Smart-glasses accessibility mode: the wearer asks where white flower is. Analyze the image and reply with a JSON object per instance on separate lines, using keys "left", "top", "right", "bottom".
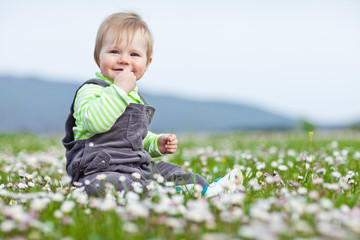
{"left": 194, "top": 184, "right": 203, "bottom": 193}
{"left": 287, "top": 149, "right": 296, "bottom": 156}
{"left": 26, "top": 174, "right": 34, "bottom": 180}
{"left": 155, "top": 174, "right": 164, "bottom": 183}
{"left": 339, "top": 177, "right": 348, "bottom": 183}
{"left": 312, "top": 178, "right": 324, "bottom": 185}
{"left": 84, "top": 180, "right": 90, "bottom": 186}
{"left": 73, "top": 182, "right": 83, "bottom": 187}
{"left": 297, "top": 175, "right": 304, "bottom": 180}
{"left": 319, "top": 198, "right": 333, "bottom": 210}
{"left": 271, "top": 161, "right": 278, "bottom": 168}
{"left": 44, "top": 176, "right": 51, "bottom": 182}
{"left": 1, "top": 220, "right": 16, "bottom": 232}
{"left": 131, "top": 182, "right": 143, "bottom": 194}
{"left": 165, "top": 181, "right": 175, "bottom": 187}
{"left": 30, "top": 198, "right": 50, "bottom": 211}
{"left": 316, "top": 168, "right": 326, "bottom": 174}
{"left": 9, "top": 200, "right": 17, "bottom": 206}
{"left": 253, "top": 185, "right": 262, "bottom": 191}
{"left": 42, "top": 185, "right": 51, "bottom": 191}
{"left": 278, "top": 165, "right": 288, "bottom": 171}
{"left": 287, "top": 161, "right": 294, "bottom": 168}
{"left": 54, "top": 210, "right": 63, "bottom": 218}
{"left": 324, "top": 183, "right": 339, "bottom": 191}
{"left": 126, "top": 192, "right": 140, "bottom": 202}
{"left": 28, "top": 182, "right": 35, "bottom": 187}
{"left": 295, "top": 220, "right": 313, "bottom": 234}
{"left": 306, "top": 155, "right": 313, "bottom": 162}
{"left": 52, "top": 192, "right": 65, "bottom": 202}
{"left": 101, "top": 198, "right": 116, "bottom": 211}
{"left": 147, "top": 181, "right": 159, "bottom": 191}
{"left": 61, "top": 200, "right": 76, "bottom": 213}
{"left": 61, "top": 176, "right": 72, "bottom": 185}
{"left": 123, "top": 222, "right": 139, "bottom": 233}
{"left": 331, "top": 171, "right": 341, "bottom": 178}
{"left": 17, "top": 182, "right": 27, "bottom": 189}
{"left": 96, "top": 174, "right": 106, "bottom": 181}
{"left": 256, "top": 163, "right": 265, "bottom": 170}
{"left": 256, "top": 171, "right": 263, "bottom": 178}
{"left": 126, "top": 202, "right": 149, "bottom": 219}
{"left": 132, "top": 172, "right": 141, "bottom": 179}
{"left": 298, "top": 187, "right": 308, "bottom": 195}
{"left": 185, "top": 199, "right": 214, "bottom": 223}
{"left": 345, "top": 219, "right": 360, "bottom": 234}
{"left": 330, "top": 141, "right": 338, "bottom": 148}
{"left": 306, "top": 203, "right": 320, "bottom": 214}
{"left": 340, "top": 204, "right": 350, "bottom": 213}
{"left": 265, "top": 176, "right": 274, "bottom": 184}
{"left": 131, "top": 182, "right": 142, "bottom": 188}
{"left": 119, "top": 175, "right": 126, "bottom": 182}
{"left": 248, "top": 178, "right": 259, "bottom": 187}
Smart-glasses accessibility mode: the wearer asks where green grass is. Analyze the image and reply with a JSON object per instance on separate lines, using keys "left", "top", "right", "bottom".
{"left": 0, "top": 131, "right": 359, "bottom": 240}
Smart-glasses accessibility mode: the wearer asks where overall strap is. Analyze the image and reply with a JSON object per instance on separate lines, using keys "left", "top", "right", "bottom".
{"left": 138, "top": 92, "right": 150, "bottom": 105}
{"left": 69, "top": 79, "right": 110, "bottom": 118}
{"left": 63, "top": 79, "right": 110, "bottom": 145}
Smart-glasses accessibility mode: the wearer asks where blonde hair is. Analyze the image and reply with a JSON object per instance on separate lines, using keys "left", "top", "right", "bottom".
{"left": 94, "top": 12, "right": 153, "bottom": 67}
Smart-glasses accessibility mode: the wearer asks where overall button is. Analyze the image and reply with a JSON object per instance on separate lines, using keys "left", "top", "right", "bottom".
{"left": 148, "top": 110, "right": 153, "bottom": 116}
{"left": 89, "top": 142, "right": 94, "bottom": 147}
{"left": 101, "top": 160, "right": 105, "bottom": 165}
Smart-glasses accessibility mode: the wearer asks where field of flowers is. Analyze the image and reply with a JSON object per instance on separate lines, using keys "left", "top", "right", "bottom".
{"left": 0, "top": 131, "right": 359, "bottom": 240}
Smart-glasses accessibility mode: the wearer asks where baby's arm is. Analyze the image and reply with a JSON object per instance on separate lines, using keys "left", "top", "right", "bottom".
{"left": 157, "top": 134, "right": 178, "bottom": 154}
{"left": 143, "top": 133, "right": 178, "bottom": 157}
{"left": 74, "top": 83, "right": 130, "bottom": 134}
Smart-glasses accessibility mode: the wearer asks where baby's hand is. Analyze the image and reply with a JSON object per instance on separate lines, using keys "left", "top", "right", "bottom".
{"left": 158, "top": 134, "right": 178, "bottom": 154}
{"left": 114, "top": 67, "right": 136, "bottom": 94}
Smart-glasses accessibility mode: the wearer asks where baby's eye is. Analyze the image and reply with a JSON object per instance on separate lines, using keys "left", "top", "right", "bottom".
{"left": 110, "top": 50, "right": 119, "bottom": 54}
{"left": 130, "top": 53, "right": 139, "bottom": 57}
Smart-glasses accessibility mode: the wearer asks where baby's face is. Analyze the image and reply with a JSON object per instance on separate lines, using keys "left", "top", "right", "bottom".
{"left": 99, "top": 30, "right": 150, "bottom": 81}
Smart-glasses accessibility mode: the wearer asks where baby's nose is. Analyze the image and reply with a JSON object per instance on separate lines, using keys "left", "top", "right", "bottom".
{"left": 118, "top": 54, "right": 130, "bottom": 64}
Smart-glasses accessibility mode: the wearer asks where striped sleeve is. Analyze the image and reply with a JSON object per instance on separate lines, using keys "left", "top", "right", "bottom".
{"left": 143, "top": 131, "right": 164, "bottom": 158}
{"left": 73, "top": 83, "right": 130, "bottom": 137}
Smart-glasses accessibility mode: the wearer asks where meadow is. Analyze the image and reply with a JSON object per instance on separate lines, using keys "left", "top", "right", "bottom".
{"left": 0, "top": 131, "right": 359, "bottom": 240}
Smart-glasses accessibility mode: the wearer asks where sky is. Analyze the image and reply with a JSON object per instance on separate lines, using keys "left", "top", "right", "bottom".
{"left": 1, "top": 0, "right": 359, "bottom": 125}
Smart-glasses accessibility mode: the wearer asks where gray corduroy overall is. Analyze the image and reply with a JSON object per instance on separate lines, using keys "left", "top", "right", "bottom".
{"left": 63, "top": 79, "right": 208, "bottom": 196}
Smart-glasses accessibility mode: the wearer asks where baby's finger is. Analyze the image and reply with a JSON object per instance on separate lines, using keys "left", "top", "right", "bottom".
{"left": 167, "top": 137, "right": 177, "bottom": 143}
{"left": 165, "top": 145, "right": 177, "bottom": 152}
{"left": 166, "top": 147, "right": 177, "bottom": 154}
{"left": 169, "top": 134, "right": 177, "bottom": 141}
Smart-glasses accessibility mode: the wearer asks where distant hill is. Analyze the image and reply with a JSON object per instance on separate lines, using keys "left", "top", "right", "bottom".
{"left": 0, "top": 75, "right": 300, "bottom": 134}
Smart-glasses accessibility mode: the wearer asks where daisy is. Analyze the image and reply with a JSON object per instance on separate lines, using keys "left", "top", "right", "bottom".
{"left": 278, "top": 165, "right": 288, "bottom": 171}
{"left": 132, "top": 172, "right": 141, "bottom": 179}
{"left": 96, "top": 174, "right": 107, "bottom": 181}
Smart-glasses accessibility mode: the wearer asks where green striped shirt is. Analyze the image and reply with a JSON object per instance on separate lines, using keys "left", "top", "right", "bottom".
{"left": 73, "top": 72, "right": 163, "bottom": 158}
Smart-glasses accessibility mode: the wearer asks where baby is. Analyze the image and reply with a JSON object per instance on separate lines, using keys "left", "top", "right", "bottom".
{"left": 63, "top": 12, "right": 243, "bottom": 197}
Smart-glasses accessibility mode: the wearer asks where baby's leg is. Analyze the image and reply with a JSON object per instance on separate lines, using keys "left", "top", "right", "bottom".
{"left": 79, "top": 171, "right": 134, "bottom": 197}
{"left": 152, "top": 161, "right": 209, "bottom": 189}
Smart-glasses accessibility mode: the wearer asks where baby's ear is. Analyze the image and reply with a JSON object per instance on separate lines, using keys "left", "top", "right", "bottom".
{"left": 146, "top": 57, "right": 152, "bottom": 68}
